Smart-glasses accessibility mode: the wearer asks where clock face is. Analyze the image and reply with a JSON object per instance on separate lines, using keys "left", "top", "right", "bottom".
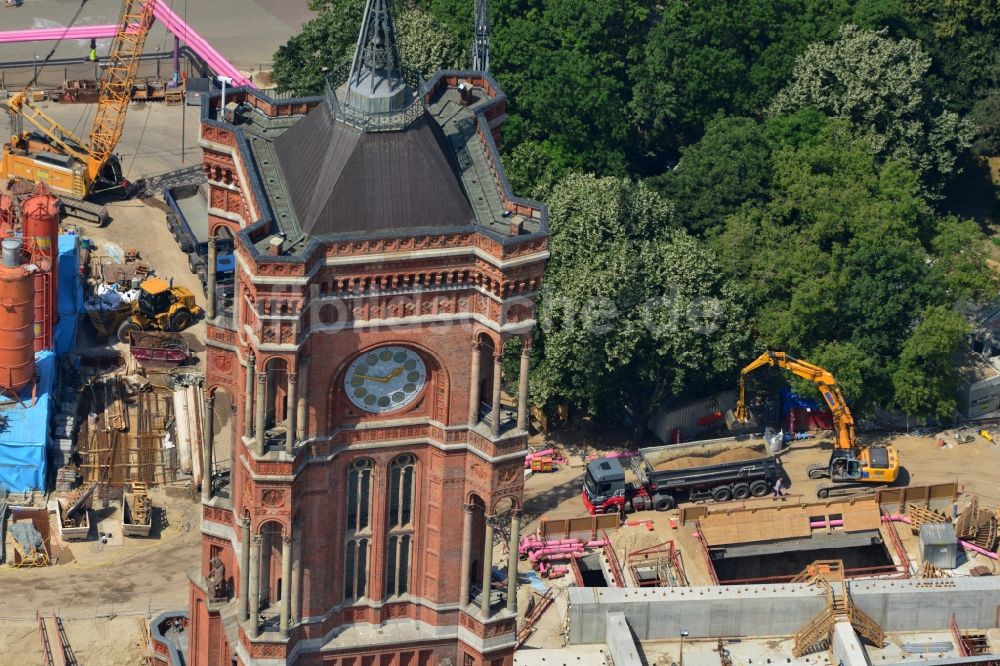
{"left": 345, "top": 346, "right": 428, "bottom": 414}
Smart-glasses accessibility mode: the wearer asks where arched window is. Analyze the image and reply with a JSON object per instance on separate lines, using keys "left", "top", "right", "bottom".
{"left": 344, "top": 537, "right": 370, "bottom": 600}
{"left": 386, "top": 454, "right": 415, "bottom": 596}
{"left": 388, "top": 454, "right": 415, "bottom": 528}
{"left": 346, "top": 458, "right": 373, "bottom": 533}
{"left": 344, "top": 458, "right": 373, "bottom": 600}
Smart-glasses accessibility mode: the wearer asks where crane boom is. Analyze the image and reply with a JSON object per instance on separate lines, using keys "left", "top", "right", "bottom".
{"left": 4, "top": 96, "right": 90, "bottom": 164}
{"left": 734, "top": 351, "right": 855, "bottom": 452}
{"left": 86, "top": 0, "right": 156, "bottom": 181}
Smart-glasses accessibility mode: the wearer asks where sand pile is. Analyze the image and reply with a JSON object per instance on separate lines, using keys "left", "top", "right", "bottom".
{"left": 652, "top": 447, "right": 761, "bottom": 471}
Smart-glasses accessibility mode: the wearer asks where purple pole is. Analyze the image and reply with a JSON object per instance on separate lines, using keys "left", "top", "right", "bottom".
{"left": 173, "top": 35, "right": 180, "bottom": 85}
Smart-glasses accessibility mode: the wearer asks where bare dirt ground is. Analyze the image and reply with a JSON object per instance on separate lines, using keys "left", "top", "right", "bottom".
{"left": 517, "top": 425, "right": 1000, "bottom": 648}
{"left": 0, "top": 102, "right": 211, "bottom": 664}
{"left": 0, "top": 489, "right": 200, "bottom": 665}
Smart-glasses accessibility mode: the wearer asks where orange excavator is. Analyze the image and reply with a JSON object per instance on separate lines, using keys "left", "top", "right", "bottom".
{"left": 1, "top": 0, "right": 154, "bottom": 224}
{"left": 732, "top": 351, "right": 900, "bottom": 498}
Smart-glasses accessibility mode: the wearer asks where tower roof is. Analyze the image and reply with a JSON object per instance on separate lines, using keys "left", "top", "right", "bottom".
{"left": 272, "top": 99, "right": 476, "bottom": 237}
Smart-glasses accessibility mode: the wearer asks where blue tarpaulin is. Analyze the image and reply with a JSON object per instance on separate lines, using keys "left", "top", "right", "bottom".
{"left": 0, "top": 351, "right": 56, "bottom": 492}
{"left": 781, "top": 387, "right": 825, "bottom": 415}
{"left": 0, "top": 233, "right": 82, "bottom": 492}
{"left": 55, "top": 233, "right": 84, "bottom": 355}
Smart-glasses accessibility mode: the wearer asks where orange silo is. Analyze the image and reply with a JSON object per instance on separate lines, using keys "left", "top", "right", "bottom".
{"left": 0, "top": 238, "right": 36, "bottom": 396}
{"left": 21, "top": 184, "right": 59, "bottom": 352}
{"left": 0, "top": 191, "right": 13, "bottom": 238}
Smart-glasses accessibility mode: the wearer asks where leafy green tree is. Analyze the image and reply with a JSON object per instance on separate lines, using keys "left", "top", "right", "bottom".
{"left": 648, "top": 117, "right": 771, "bottom": 235}
{"left": 969, "top": 92, "right": 1000, "bottom": 156}
{"left": 491, "top": 0, "right": 651, "bottom": 180}
{"left": 272, "top": 0, "right": 466, "bottom": 95}
{"left": 892, "top": 306, "right": 969, "bottom": 419}
{"left": 790, "top": 341, "right": 880, "bottom": 413}
{"left": 769, "top": 24, "right": 974, "bottom": 190}
{"left": 395, "top": 7, "right": 467, "bottom": 78}
{"left": 534, "top": 174, "right": 749, "bottom": 442}
{"left": 271, "top": 0, "right": 362, "bottom": 95}
{"left": 714, "top": 116, "right": 988, "bottom": 411}
{"left": 628, "top": 0, "right": 908, "bottom": 161}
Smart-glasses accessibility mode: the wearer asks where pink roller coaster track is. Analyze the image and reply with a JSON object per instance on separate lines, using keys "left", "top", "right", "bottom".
{"left": 0, "top": 0, "right": 254, "bottom": 88}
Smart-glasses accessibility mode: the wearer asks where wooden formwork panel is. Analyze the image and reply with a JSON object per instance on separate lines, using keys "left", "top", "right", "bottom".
{"left": 876, "top": 482, "right": 957, "bottom": 514}
{"left": 698, "top": 502, "right": 881, "bottom": 546}
{"left": 539, "top": 514, "right": 619, "bottom": 539}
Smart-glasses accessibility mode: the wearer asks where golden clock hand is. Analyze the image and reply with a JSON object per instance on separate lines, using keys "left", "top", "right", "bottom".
{"left": 354, "top": 373, "right": 390, "bottom": 383}
{"left": 386, "top": 366, "right": 404, "bottom": 380}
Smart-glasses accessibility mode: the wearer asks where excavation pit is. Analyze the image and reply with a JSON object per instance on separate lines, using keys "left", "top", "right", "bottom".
{"left": 696, "top": 500, "right": 906, "bottom": 584}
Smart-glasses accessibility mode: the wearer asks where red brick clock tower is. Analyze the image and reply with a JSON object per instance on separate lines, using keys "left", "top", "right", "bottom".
{"left": 186, "top": 0, "right": 549, "bottom": 664}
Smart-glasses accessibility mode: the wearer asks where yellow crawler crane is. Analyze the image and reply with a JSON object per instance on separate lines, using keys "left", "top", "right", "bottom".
{"left": 1, "top": 0, "right": 155, "bottom": 224}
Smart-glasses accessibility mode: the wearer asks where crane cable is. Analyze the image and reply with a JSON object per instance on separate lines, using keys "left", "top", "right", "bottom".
{"left": 23, "top": 0, "right": 94, "bottom": 92}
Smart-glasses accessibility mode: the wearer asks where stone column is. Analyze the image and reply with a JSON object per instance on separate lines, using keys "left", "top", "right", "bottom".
{"left": 459, "top": 503, "right": 474, "bottom": 606}
{"left": 296, "top": 359, "right": 308, "bottom": 440}
{"left": 490, "top": 352, "right": 502, "bottom": 437}
{"left": 480, "top": 515, "right": 495, "bottom": 618}
{"left": 243, "top": 353, "right": 255, "bottom": 439}
{"left": 280, "top": 534, "right": 293, "bottom": 636}
{"left": 290, "top": 524, "right": 302, "bottom": 626}
{"left": 206, "top": 236, "right": 217, "bottom": 320}
{"left": 239, "top": 518, "right": 250, "bottom": 622}
{"left": 285, "top": 372, "right": 297, "bottom": 455}
{"left": 255, "top": 373, "right": 267, "bottom": 454}
{"left": 248, "top": 534, "right": 261, "bottom": 638}
{"left": 467, "top": 342, "right": 482, "bottom": 426}
{"left": 201, "top": 394, "right": 215, "bottom": 501}
{"left": 517, "top": 344, "right": 530, "bottom": 431}
{"left": 507, "top": 510, "right": 521, "bottom": 613}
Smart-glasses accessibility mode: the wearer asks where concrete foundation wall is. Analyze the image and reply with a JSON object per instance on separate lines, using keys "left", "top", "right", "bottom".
{"left": 605, "top": 613, "right": 643, "bottom": 666}
{"left": 567, "top": 578, "right": 1000, "bottom": 644}
{"left": 832, "top": 622, "right": 870, "bottom": 666}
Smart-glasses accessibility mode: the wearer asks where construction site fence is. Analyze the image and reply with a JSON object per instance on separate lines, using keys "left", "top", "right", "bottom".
{"left": 679, "top": 481, "right": 958, "bottom": 525}
{"left": 0, "top": 49, "right": 206, "bottom": 92}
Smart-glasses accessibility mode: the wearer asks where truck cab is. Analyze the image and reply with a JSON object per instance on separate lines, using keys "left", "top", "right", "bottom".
{"left": 582, "top": 458, "right": 627, "bottom": 514}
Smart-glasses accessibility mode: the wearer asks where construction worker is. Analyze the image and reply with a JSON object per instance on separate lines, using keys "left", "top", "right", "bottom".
{"left": 88, "top": 38, "right": 97, "bottom": 63}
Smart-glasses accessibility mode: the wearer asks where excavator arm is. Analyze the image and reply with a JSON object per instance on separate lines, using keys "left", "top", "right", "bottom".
{"left": 734, "top": 351, "right": 855, "bottom": 452}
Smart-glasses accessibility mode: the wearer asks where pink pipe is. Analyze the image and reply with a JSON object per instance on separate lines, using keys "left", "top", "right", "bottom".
{"left": 585, "top": 540, "right": 610, "bottom": 548}
{"left": 152, "top": 0, "right": 253, "bottom": 87}
{"left": 883, "top": 514, "right": 997, "bottom": 561}
{"left": 533, "top": 552, "right": 582, "bottom": 563}
{"left": 810, "top": 519, "right": 844, "bottom": 528}
{"left": 0, "top": 1, "right": 254, "bottom": 88}
{"left": 529, "top": 546, "right": 584, "bottom": 562}
{"left": 0, "top": 25, "right": 118, "bottom": 44}
{"left": 549, "top": 565, "right": 569, "bottom": 574}
{"left": 959, "top": 540, "right": 998, "bottom": 560}
{"left": 526, "top": 448, "right": 555, "bottom": 460}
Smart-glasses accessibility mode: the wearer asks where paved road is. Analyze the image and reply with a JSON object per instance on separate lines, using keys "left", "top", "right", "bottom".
{"left": 0, "top": 0, "right": 314, "bottom": 87}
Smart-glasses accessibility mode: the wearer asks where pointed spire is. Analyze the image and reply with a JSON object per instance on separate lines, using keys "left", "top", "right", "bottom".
{"left": 473, "top": 0, "right": 490, "bottom": 73}
{"left": 348, "top": 0, "right": 404, "bottom": 105}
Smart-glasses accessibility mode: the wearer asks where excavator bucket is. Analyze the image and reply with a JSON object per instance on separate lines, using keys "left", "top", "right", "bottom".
{"left": 725, "top": 408, "right": 756, "bottom": 431}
